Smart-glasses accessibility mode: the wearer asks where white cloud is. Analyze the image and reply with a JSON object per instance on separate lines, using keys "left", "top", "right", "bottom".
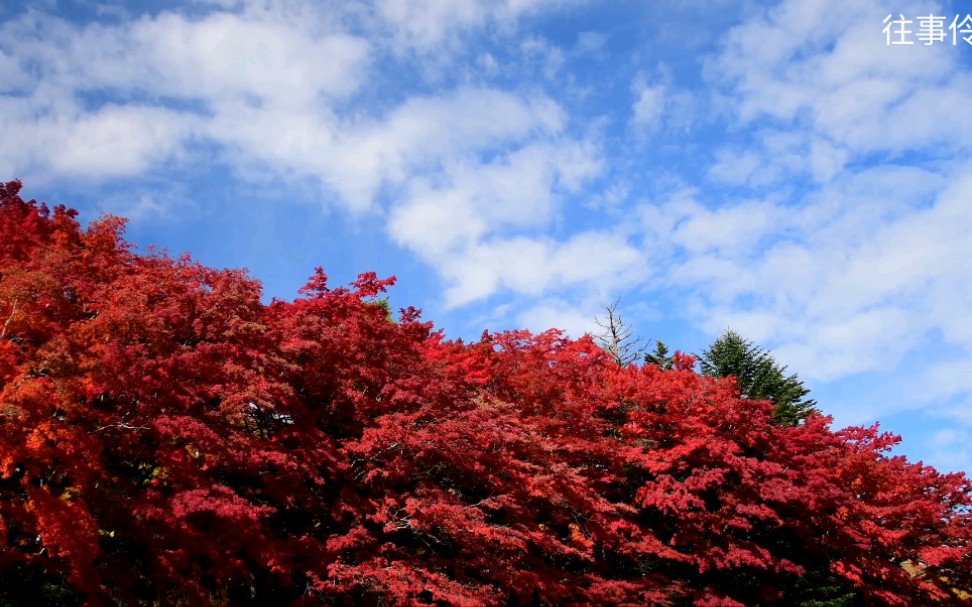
{"left": 0, "top": 6, "right": 370, "bottom": 185}
{"left": 706, "top": 149, "right": 761, "bottom": 185}
{"left": 919, "top": 359, "right": 972, "bottom": 404}
{"left": 388, "top": 180, "right": 487, "bottom": 258}
{"left": 631, "top": 77, "right": 666, "bottom": 133}
{"left": 202, "top": 86, "right": 569, "bottom": 212}
{"left": 575, "top": 31, "right": 606, "bottom": 54}
{"left": 707, "top": 0, "right": 969, "bottom": 155}
{"left": 2, "top": 1, "right": 631, "bottom": 318}
{"left": 778, "top": 307, "right": 919, "bottom": 380}
{"left": 930, "top": 428, "right": 963, "bottom": 448}
{"left": 441, "top": 230, "right": 647, "bottom": 308}
{"left": 520, "top": 36, "right": 566, "bottom": 79}
{"left": 0, "top": 95, "right": 199, "bottom": 181}
{"left": 128, "top": 11, "right": 370, "bottom": 105}
{"left": 6, "top": 5, "right": 371, "bottom": 106}
{"left": 377, "top": 0, "right": 486, "bottom": 51}
{"left": 925, "top": 425, "right": 972, "bottom": 473}
{"left": 517, "top": 298, "right": 600, "bottom": 337}
{"left": 807, "top": 138, "right": 848, "bottom": 183}
{"left": 97, "top": 186, "right": 198, "bottom": 223}
{"left": 640, "top": 159, "right": 972, "bottom": 384}
{"left": 333, "top": 88, "right": 569, "bottom": 211}
{"left": 0, "top": 4, "right": 582, "bottom": 218}
{"left": 51, "top": 105, "right": 197, "bottom": 177}
{"left": 375, "top": 0, "right": 588, "bottom": 52}
{"left": 670, "top": 200, "right": 781, "bottom": 255}
{"left": 634, "top": 0, "right": 972, "bottom": 399}
{"left": 0, "top": 47, "right": 29, "bottom": 92}
{"left": 386, "top": 134, "right": 606, "bottom": 305}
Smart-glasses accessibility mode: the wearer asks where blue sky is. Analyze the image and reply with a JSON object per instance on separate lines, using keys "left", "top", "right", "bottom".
{"left": 3, "top": 0, "right": 972, "bottom": 473}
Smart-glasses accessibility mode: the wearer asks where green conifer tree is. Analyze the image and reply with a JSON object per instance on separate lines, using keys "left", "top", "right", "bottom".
{"left": 698, "top": 330, "right": 817, "bottom": 426}
{"left": 644, "top": 340, "right": 674, "bottom": 370}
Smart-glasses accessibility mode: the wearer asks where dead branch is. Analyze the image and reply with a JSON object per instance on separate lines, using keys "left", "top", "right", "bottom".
{"left": 0, "top": 298, "right": 17, "bottom": 340}
{"left": 594, "top": 299, "right": 646, "bottom": 367}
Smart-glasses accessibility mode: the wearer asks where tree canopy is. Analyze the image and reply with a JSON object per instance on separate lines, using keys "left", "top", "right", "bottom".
{"left": 644, "top": 340, "right": 675, "bottom": 370}
{"left": 1, "top": 181, "right": 971, "bottom": 606}
{"left": 698, "top": 329, "right": 818, "bottom": 426}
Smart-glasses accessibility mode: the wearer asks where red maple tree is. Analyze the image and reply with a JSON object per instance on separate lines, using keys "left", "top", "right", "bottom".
{"left": 1, "top": 180, "right": 970, "bottom": 606}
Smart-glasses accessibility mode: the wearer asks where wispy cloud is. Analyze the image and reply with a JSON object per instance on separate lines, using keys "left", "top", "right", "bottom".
{"left": 630, "top": 75, "right": 666, "bottom": 134}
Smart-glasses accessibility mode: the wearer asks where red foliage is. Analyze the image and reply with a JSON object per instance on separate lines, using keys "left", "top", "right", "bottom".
{"left": 1, "top": 180, "right": 971, "bottom": 606}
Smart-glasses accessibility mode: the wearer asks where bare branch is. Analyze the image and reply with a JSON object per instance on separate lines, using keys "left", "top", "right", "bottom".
{"left": 0, "top": 298, "right": 17, "bottom": 340}
{"left": 593, "top": 299, "right": 646, "bottom": 367}
{"left": 97, "top": 422, "right": 149, "bottom": 432}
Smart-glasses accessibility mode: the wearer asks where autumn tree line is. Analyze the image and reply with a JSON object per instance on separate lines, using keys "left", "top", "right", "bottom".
{"left": 594, "top": 301, "right": 816, "bottom": 427}
{"left": 1, "top": 181, "right": 970, "bottom": 606}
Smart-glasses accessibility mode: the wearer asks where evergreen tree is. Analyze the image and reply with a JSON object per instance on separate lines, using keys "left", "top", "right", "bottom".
{"left": 644, "top": 339, "right": 674, "bottom": 370}
{"left": 698, "top": 330, "right": 817, "bottom": 426}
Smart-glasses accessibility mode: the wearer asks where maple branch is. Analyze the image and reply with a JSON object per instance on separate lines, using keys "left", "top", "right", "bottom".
{"left": 0, "top": 298, "right": 17, "bottom": 340}
{"left": 97, "top": 422, "right": 149, "bottom": 432}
